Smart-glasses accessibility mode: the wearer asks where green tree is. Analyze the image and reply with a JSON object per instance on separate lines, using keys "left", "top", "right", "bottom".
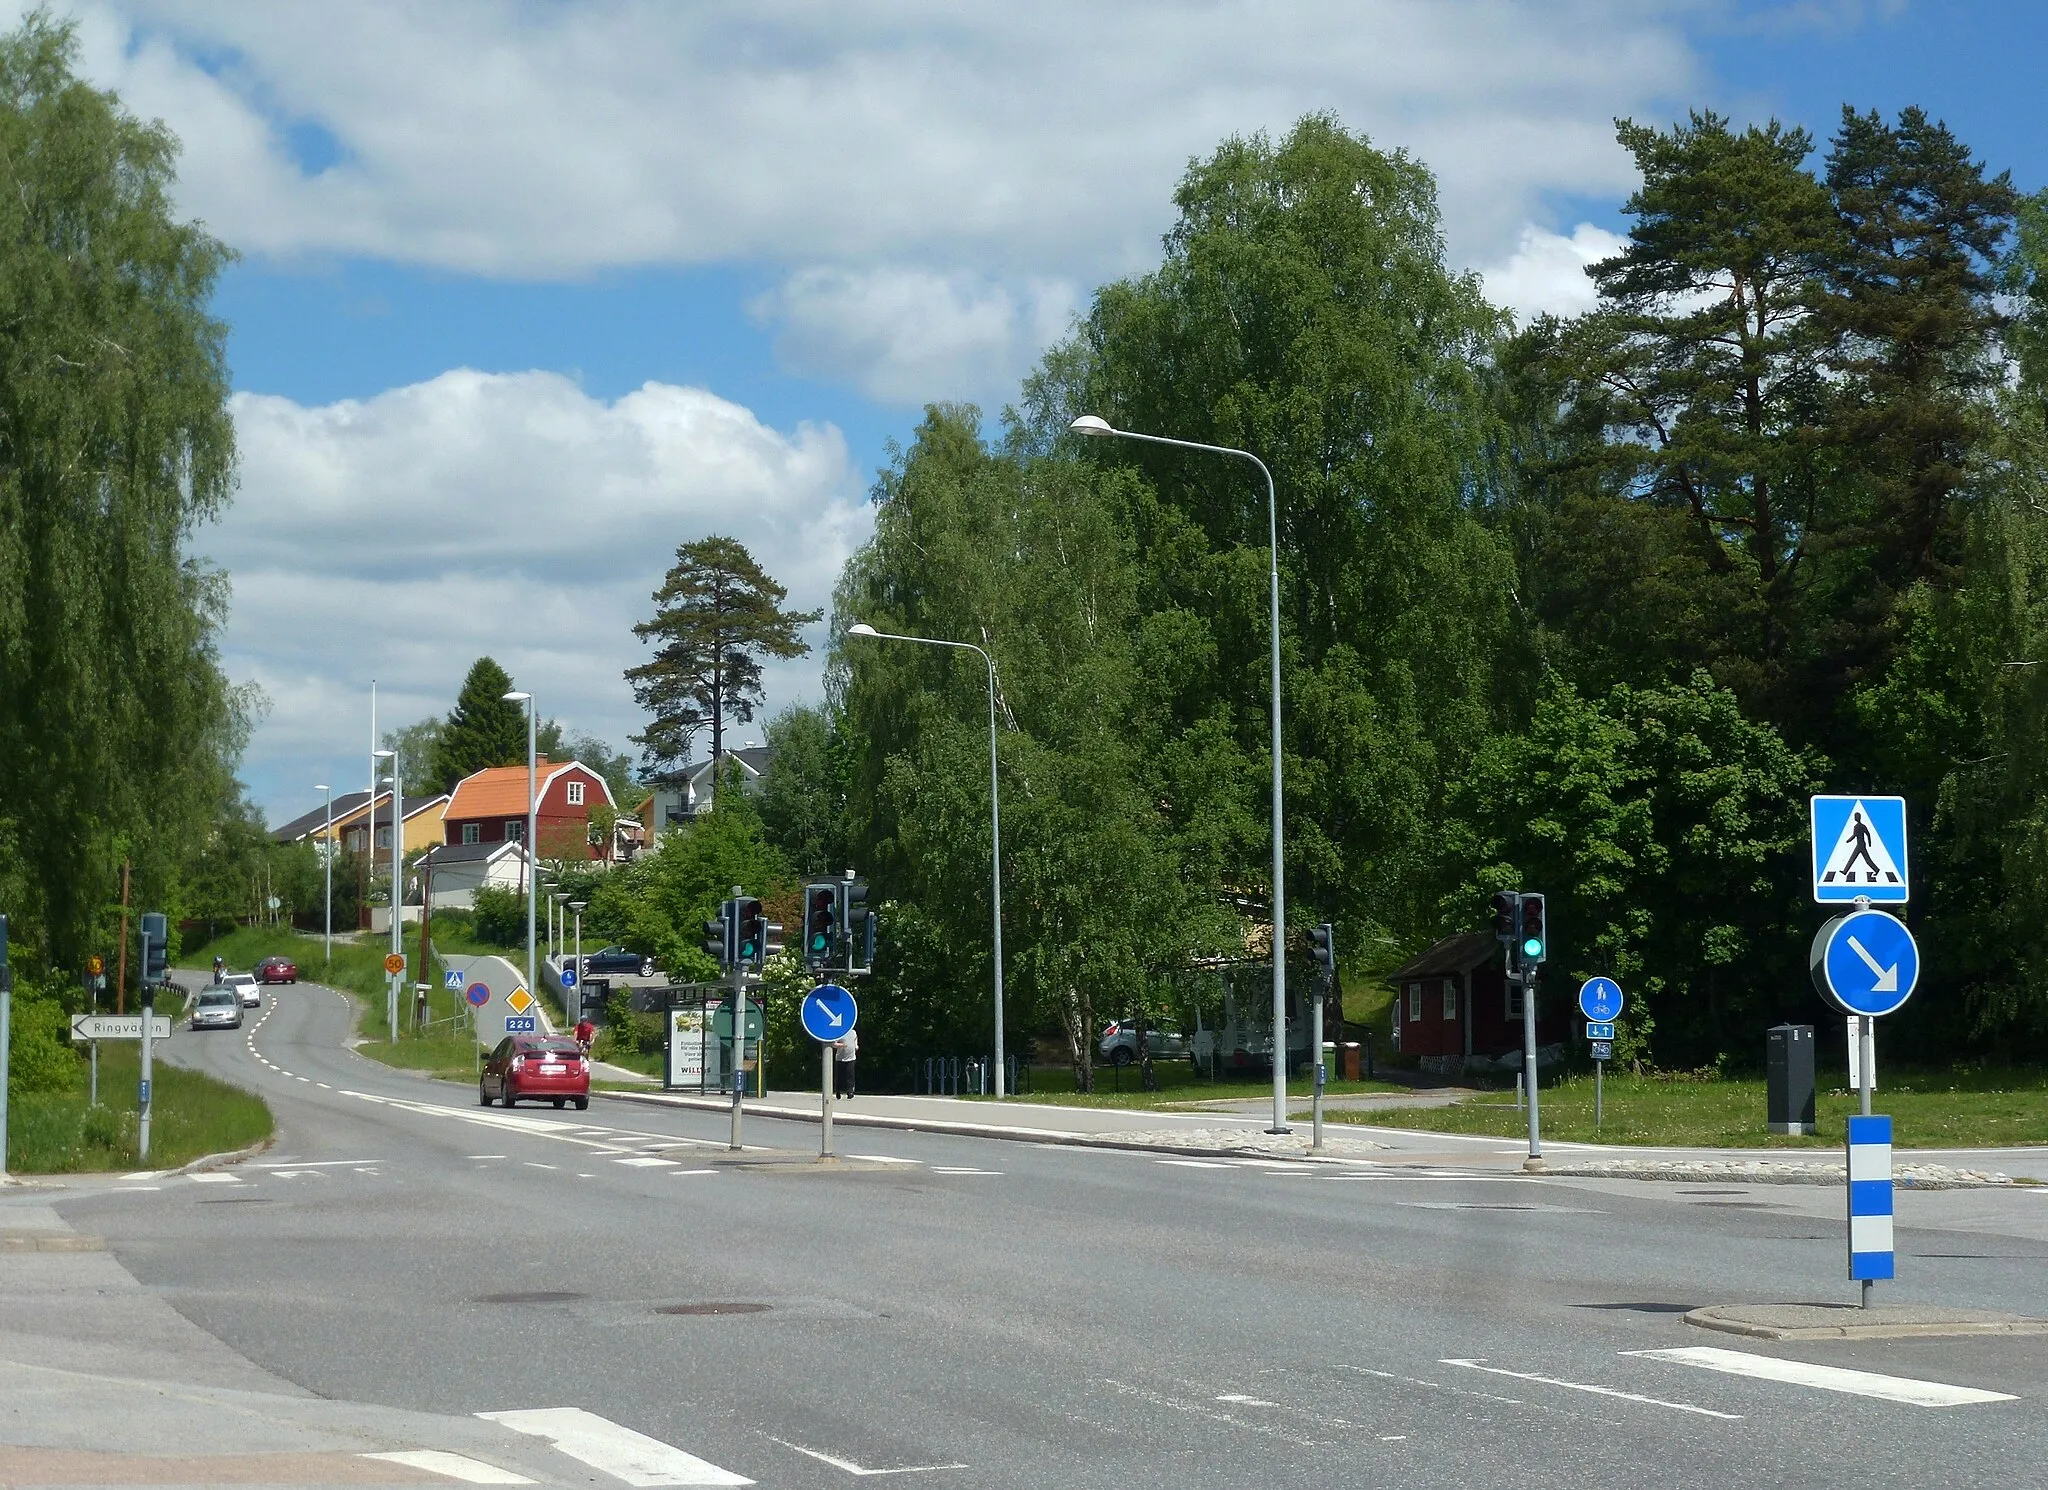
{"left": 381, "top": 717, "right": 443, "bottom": 797}
{"left": 757, "top": 704, "right": 847, "bottom": 878}
{"left": 627, "top": 537, "right": 819, "bottom": 804}
{"left": 431, "top": 657, "right": 525, "bottom": 790}
{"left": 0, "top": 15, "right": 244, "bottom": 969}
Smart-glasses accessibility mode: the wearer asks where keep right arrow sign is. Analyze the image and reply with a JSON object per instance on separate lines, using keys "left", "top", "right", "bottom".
{"left": 1813, "top": 909, "right": 1919, "bottom": 1018}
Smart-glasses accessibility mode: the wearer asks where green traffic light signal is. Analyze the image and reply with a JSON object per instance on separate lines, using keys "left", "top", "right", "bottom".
{"left": 1522, "top": 936, "right": 1543, "bottom": 957}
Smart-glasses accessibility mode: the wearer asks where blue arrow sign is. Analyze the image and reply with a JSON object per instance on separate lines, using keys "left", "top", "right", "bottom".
{"left": 800, "top": 983, "right": 858, "bottom": 1043}
{"left": 1812, "top": 795, "right": 1909, "bottom": 904}
{"left": 444, "top": 969, "right": 463, "bottom": 990}
{"left": 1586, "top": 1021, "right": 1615, "bottom": 1041}
{"left": 1578, "top": 976, "right": 1625, "bottom": 1022}
{"left": 1815, "top": 909, "right": 1919, "bottom": 1018}
{"left": 560, "top": 965, "right": 578, "bottom": 988}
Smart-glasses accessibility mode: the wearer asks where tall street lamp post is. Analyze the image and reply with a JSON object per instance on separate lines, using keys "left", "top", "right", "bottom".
{"left": 568, "top": 900, "right": 586, "bottom": 1035}
{"left": 373, "top": 751, "right": 401, "bottom": 1044}
{"left": 503, "top": 690, "right": 538, "bottom": 1014}
{"left": 1071, "top": 414, "right": 1290, "bottom": 1134}
{"left": 846, "top": 621, "right": 1006, "bottom": 1098}
{"left": 315, "top": 783, "right": 333, "bottom": 964}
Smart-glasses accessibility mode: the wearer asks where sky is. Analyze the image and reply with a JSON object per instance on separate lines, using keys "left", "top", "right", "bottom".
{"left": 26, "top": 0, "right": 2045, "bottom": 826}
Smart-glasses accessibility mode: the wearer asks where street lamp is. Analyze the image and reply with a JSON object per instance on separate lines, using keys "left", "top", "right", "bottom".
{"left": 314, "top": 783, "right": 332, "bottom": 964}
{"left": 551, "top": 891, "right": 568, "bottom": 965}
{"left": 1071, "top": 413, "right": 1290, "bottom": 1134}
{"left": 373, "top": 750, "right": 401, "bottom": 1045}
{"left": 846, "top": 620, "right": 1006, "bottom": 1098}
{"left": 503, "top": 690, "right": 537, "bottom": 1015}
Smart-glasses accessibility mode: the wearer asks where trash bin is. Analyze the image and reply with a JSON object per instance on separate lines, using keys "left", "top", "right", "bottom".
{"left": 1766, "top": 1023, "right": 1815, "bottom": 1135}
{"left": 1339, "top": 1041, "right": 1361, "bottom": 1082}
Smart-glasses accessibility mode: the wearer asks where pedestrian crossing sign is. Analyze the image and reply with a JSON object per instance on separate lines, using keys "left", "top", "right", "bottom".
{"left": 1811, "top": 795, "right": 1908, "bottom": 905}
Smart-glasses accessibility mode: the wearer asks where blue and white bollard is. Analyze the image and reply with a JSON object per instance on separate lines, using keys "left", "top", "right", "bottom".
{"left": 1847, "top": 1113, "right": 1895, "bottom": 1293}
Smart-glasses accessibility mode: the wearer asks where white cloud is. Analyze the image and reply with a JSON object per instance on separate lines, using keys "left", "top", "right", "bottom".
{"left": 47, "top": 1, "right": 1693, "bottom": 279}
{"left": 206, "top": 371, "right": 866, "bottom": 821}
{"left": 754, "top": 267, "right": 1081, "bottom": 407}
{"left": 1481, "top": 222, "right": 1629, "bottom": 325}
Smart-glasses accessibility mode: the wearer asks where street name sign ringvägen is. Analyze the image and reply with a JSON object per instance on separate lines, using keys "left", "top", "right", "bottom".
{"left": 70, "top": 1015, "right": 170, "bottom": 1041}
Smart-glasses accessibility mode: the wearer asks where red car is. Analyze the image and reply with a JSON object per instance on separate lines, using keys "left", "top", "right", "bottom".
{"left": 257, "top": 955, "right": 298, "bottom": 984}
{"left": 481, "top": 1035, "right": 591, "bottom": 1110}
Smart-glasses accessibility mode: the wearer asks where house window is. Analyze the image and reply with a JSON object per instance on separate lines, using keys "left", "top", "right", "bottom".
{"left": 505, "top": 820, "right": 524, "bottom": 841}
{"left": 376, "top": 826, "right": 392, "bottom": 850}
{"left": 566, "top": 780, "right": 584, "bottom": 806}
{"left": 1506, "top": 984, "right": 1526, "bottom": 1020}
{"left": 1443, "top": 983, "right": 1459, "bottom": 1021}
{"left": 1407, "top": 983, "right": 1422, "bottom": 1022}
{"left": 462, "top": 822, "right": 480, "bottom": 845}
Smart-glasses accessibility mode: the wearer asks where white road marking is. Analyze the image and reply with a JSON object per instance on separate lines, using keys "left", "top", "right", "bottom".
{"left": 1214, "top": 1394, "right": 1276, "bottom": 1406}
{"left": 1626, "top": 1347, "right": 2019, "bottom": 1408}
{"left": 189, "top": 1173, "right": 242, "bottom": 1184}
{"left": 469, "top": 1155, "right": 508, "bottom": 1160}
{"left": 361, "top": 1448, "right": 534, "bottom": 1483}
{"left": 479, "top": 1407, "right": 752, "bottom": 1486}
{"left": 850, "top": 1154, "right": 922, "bottom": 1165}
{"left": 524, "top": 1162, "right": 558, "bottom": 1170}
{"left": 616, "top": 1156, "right": 678, "bottom": 1168}
{"left": 1439, "top": 1359, "right": 1742, "bottom": 1419}
{"left": 765, "top": 1436, "right": 968, "bottom": 1477}
{"left": 670, "top": 1169, "right": 717, "bottom": 1176}
{"left": 251, "top": 1159, "right": 383, "bottom": 1168}
{"left": 931, "top": 1167, "right": 1001, "bottom": 1175}
{"left": 1158, "top": 1159, "right": 1236, "bottom": 1169}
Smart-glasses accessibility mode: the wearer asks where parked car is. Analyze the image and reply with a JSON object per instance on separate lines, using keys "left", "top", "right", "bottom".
{"left": 223, "top": 971, "right": 262, "bottom": 1008}
{"left": 580, "top": 945, "right": 654, "bottom": 978}
{"left": 192, "top": 986, "right": 243, "bottom": 1030}
{"left": 256, "top": 955, "right": 298, "bottom": 984}
{"left": 1099, "top": 1018, "right": 1192, "bottom": 1067}
{"left": 480, "top": 1034, "right": 591, "bottom": 1110}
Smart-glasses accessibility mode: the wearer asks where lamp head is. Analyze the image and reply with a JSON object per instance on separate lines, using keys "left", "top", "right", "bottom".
{"left": 568, "top": 900, "right": 587, "bottom": 911}
{"left": 372, "top": 748, "right": 394, "bottom": 760}
{"left": 847, "top": 622, "right": 879, "bottom": 638}
{"left": 314, "top": 782, "right": 328, "bottom": 792}
{"left": 502, "top": 690, "right": 531, "bottom": 702}
{"left": 1068, "top": 414, "right": 1116, "bottom": 437}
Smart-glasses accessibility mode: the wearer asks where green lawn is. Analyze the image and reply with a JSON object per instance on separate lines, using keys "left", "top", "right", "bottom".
{"left": 1338, "top": 1066, "right": 2048, "bottom": 1149}
{"left": 957, "top": 1062, "right": 1407, "bottom": 1110}
{"left": 7, "top": 1042, "right": 272, "bottom": 1174}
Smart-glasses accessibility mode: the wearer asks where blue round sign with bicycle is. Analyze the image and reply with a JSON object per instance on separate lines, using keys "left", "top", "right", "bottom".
{"left": 1577, "top": 976, "right": 1624, "bottom": 1023}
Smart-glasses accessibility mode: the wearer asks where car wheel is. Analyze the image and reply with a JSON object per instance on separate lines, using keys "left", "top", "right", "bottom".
{"left": 479, "top": 1079, "right": 491, "bottom": 1107}
{"left": 574, "top": 1096, "right": 589, "bottom": 1111}
{"left": 1109, "top": 1047, "right": 1134, "bottom": 1068}
{"left": 640, "top": 959, "right": 654, "bottom": 977}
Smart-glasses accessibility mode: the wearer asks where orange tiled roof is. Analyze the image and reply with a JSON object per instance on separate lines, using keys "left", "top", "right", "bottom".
{"left": 445, "top": 758, "right": 613, "bottom": 819}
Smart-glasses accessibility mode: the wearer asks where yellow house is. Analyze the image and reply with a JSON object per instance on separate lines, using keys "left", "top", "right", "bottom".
{"left": 289, "top": 791, "right": 447, "bottom": 858}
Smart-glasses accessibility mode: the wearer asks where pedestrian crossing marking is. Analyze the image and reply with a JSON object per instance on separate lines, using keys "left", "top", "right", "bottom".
{"left": 480, "top": 1407, "right": 752, "bottom": 1485}
{"left": 1626, "top": 1347, "right": 2015, "bottom": 1407}
{"left": 361, "top": 1449, "right": 533, "bottom": 1483}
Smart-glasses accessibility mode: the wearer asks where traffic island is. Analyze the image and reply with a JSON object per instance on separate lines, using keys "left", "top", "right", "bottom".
{"left": 706, "top": 1151, "right": 901, "bottom": 1175}
{"left": 1687, "top": 1302, "right": 2048, "bottom": 1341}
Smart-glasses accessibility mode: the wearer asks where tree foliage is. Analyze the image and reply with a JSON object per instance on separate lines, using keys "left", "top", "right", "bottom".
{"left": 431, "top": 657, "right": 525, "bottom": 791}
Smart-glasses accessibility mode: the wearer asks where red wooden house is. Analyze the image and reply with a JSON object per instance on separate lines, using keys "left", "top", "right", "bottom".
{"left": 442, "top": 758, "right": 617, "bottom": 864}
{"left": 1388, "top": 931, "right": 1564, "bottom": 1074}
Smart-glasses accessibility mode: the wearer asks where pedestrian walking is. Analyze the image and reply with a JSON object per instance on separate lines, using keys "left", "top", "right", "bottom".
{"left": 833, "top": 1028, "right": 858, "bottom": 1099}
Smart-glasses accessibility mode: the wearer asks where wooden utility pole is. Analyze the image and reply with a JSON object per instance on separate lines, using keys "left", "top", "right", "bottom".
{"left": 115, "top": 860, "right": 131, "bottom": 1015}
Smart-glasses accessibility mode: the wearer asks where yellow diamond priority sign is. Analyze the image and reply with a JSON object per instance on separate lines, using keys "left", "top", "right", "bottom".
{"left": 506, "top": 987, "right": 534, "bottom": 1015}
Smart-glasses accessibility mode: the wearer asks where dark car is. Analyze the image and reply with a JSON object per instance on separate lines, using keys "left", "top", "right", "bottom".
{"left": 480, "top": 1034, "right": 591, "bottom": 1110}
{"left": 579, "top": 945, "right": 654, "bottom": 978}
{"left": 257, "top": 955, "right": 298, "bottom": 985}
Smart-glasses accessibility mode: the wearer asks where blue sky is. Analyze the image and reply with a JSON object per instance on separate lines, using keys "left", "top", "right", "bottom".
{"left": 39, "top": 1, "right": 2042, "bottom": 824}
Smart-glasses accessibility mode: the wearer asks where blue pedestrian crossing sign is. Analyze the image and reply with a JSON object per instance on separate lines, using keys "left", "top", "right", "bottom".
{"left": 800, "top": 983, "right": 858, "bottom": 1043}
{"left": 1811, "top": 795, "right": 1908, "bottom": 904}
{"left": 560, "top": 965, "right": 578, "bottom": 988}
{"left": 1813, "top": 909, "right": 1919, "bottom": 1018}
{"left": 444, "top": 969, "right": 463, "bottom": 990}
{"left": 1577, "top": 976, "right": 1624, "bottom": 1022}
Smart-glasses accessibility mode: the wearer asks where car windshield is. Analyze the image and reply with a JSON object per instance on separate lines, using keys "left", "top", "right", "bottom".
{"left": 198, "top": 991, "right": 236, "bottom": 1006}
{"left": 524, "top": 1040, "right": 581, "bottom": 1056}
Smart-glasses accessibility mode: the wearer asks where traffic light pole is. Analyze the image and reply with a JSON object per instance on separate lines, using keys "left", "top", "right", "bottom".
{"left": 1520, "top": 968, "right": 1542, "bottom": 1167}
{"left": 1310, "top": 985, "right": 1324, "bottom": 1153}
{"left": 729, "top": 886, "right": 746, "bottom": 1152}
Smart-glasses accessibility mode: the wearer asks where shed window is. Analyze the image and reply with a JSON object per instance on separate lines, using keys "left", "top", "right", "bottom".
{"left": 566, "top": 780, "right": 585, "bottom": 806}
{"left": 1443, "top": 983, "right": 1459, "bottom": 1021}
{"left": 1407, "top": 983, "right": 1422, "bottom": 1021}
{"left": 462, "top": 822, "right": 480, "bottom": 845}
{"left": 505, "top": 819, "right": 524, "bottom": 841}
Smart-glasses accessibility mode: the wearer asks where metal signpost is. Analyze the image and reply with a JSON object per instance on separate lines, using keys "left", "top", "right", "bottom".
{"left": 1578, "top": 976, "right": 1625, "bottom": 1132}
{"left": 383, "top": 952, "right": 406, "bottom": 1043}
{"left": 1809, "top": 795, "right": 1915, "bottom": 1305}
{"left": 0, "top": 914, "right": 11, "bottom": 1182}
{"left": 801, "top": 984, "right": 858, "bottom": 1159}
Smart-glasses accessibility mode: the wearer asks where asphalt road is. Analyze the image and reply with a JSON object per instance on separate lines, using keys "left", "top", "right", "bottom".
{"left": 48, "top": 976, "right": 2048, "bottom": 1489}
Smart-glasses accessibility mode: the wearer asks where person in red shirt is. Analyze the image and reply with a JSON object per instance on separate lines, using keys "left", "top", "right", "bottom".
{"left": 573, "top": 1016, "right": 596, "bottom": 1055}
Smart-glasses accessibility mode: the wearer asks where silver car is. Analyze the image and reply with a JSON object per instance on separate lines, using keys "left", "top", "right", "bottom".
{"left": 223, "top": 971, "right": 262, "bottom": 1008}
{"left": 192, "top": 986, "right": 243, "bottom": 1030}
{"left": 1099, "top": 1019, "right": 1191, "bottom": 1067}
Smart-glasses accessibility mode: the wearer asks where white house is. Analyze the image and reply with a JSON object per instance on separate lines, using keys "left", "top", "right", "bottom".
{"left": 415, "top": 839, "right": 531, "bottom": 910}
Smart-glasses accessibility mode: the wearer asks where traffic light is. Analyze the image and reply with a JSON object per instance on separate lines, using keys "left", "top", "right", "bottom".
{"left": 803, "top": 883, "right": 838, "bottom": 968}
{"left": 1518, "top": 893, "right": 1547, "bottom": 966}
{"left": 763, "top": 917, "right": 785, "bottom": 962}
{"left": 735, "top": 897, "right": 765, "bottom": 966}
{"left": 1490, "top": 891, "right": 1521, "bottom": 942}
{"left": 139, "top": 912, "right": 169, "bottom": 985}
{"left": 1309, "top": 922, "right": 1336, "bottom": 982}
{"left": 844, "top": 879, "right": 871, "bottom": 971}
{"left": 703, "top": 900, "right": 734, "bottom": 966}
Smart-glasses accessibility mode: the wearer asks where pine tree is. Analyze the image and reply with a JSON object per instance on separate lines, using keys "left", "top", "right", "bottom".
{"left": 431, "top": 657, "right": 527, "bottom": 789}
{"left": 626, "top": 537, "right": 819, "bottom": 805}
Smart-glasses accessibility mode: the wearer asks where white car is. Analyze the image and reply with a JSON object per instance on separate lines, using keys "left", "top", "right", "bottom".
{"left": 223, "top": 971, "right": 262, "bottom": 1008}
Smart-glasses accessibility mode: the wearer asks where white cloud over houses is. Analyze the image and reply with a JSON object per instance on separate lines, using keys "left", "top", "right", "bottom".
{"left": 206, "top": 372, "right": 866, "bottom": 821}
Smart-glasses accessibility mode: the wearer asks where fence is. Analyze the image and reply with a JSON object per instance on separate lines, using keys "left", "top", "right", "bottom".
{"left": 916, "top": 1055, "right": 1025, "bottom": 1096}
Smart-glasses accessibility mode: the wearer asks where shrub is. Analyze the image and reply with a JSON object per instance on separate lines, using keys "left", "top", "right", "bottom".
{"left": 472, "top": 885, "right": 525, "bottom": 946}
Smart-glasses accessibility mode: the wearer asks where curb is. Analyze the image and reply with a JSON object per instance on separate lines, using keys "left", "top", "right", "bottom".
{"left": 172, "top": 1136, "right": 276, "bottom": 1177}
{"left": 1686, "top": 1305, "right": 2048, "bottom": 1341}
{"left": 598, "top": 1088, "right": 1389, "bottom": 1165}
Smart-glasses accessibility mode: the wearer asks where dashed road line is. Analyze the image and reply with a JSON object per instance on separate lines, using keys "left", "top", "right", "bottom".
{"left": 1439, "top": 1359, "right": 1741, "bottom": 1420}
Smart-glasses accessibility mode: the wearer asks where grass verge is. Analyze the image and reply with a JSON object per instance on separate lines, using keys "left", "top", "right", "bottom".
{"left": 1336, "top": 1066, "right": 2048, "bottom": 1149}
{"left": 957, "top": 1063, "right": 1407, "bottom": 1109}
{"left": 8, "top": 1042, "right": 272, "bottom": 1174}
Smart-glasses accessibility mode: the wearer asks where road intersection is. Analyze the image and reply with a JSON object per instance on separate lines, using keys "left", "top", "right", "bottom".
{"left": 4, "top": 975, "right": 2047, "bottom": 1487}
